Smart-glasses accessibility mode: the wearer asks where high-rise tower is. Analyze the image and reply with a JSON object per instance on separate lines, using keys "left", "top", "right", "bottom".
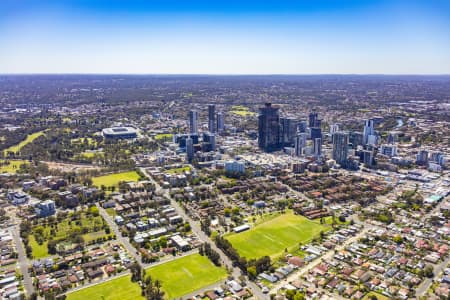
{"left": 189, "top": 110, "right": 198, "bottom": 134}
{"left": 208, "top": 104, "right": 216, "bottom": 133}
{"left": 332, "top": 131, "right": 349, "bottom": 166}
{"left": 258, "top": 103, "right": 281, "bottom": 152}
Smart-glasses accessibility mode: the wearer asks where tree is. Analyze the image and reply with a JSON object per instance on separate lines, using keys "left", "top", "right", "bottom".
{"left": 393, "top": 235, "right": 403, "bottom": 244}
{"left": 247, "top": 266, "right": 257, "bottom": 279}
{"left": 293, "top": 293, "right": 305, "bottom": 300}
{"left": 143, "top": 275, "right": 165, "bottom": 300}
{"left": 130, "top": 263, "right": 142, "bottom": 282}
{"left": 159, "top": 236, "right": 167, "bottom": 248}
{"left": 48, "top": 240, "right": 58, "bottom": 255}
{"left": 89, "top": 206, "right": 99, "bottom": 216}
{"left": 424, "top": 265, "right": 434, "bottom": 278}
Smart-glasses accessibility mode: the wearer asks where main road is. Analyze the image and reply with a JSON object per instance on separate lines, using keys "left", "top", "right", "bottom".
{"left": 97, "top": 204, "right": 145, "bottom": 268}
{"left": 139, "top": 167, "right": 268, "bottom": 300}
{"left": 10, "top": 224, "right": 35, "bottom": 297}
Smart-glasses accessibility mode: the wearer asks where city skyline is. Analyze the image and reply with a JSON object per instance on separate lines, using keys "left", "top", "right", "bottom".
{"left": 1, "top": 0, "right": 450, "bottom": 74}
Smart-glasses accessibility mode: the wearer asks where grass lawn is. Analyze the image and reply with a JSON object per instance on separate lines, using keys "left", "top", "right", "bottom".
{"left": 67, "top": 274, "right": 143, "bottom": 300}
{"left": 316, "top": 216, "right": 349, "bottom": 226}
{"left": 362, "top": 292, "right": 389, "bottom": 300}
{"left": 71, "top": 137, "right": 97, "bottom": 146}
{"left": 105, "top": 208, "right": 117, "bottom": 217}
{"left": 230, "top": 105, "right": 255, "bottom": 117}
{"left": 82, "top": 230, "right": 113, "bottom": 243}
{"left": 29, "top": 235, "right": 49, "bottom": 259}
{"left": 78, "top": 151, "right": 104, "bottom": 159}
{"left": 166, "top": 166, "right": 191, "bottom": 174}
{"left": 3, "top": 131, "right": 45, "bottom": 155}
{"left": 155, "top": 133, "right": 173, "bottom": 141}
{"left": 225, "top": 210, "right": 329, "bottom": 259}
{"left": 92, "top": 171, "right": 141, "bottom": 189}
{"left": 37, "top": 213, "right": 107, "bottom": 240}
{"left": 0, "top": 160, "right": 29, "bottom": 173}
{"left": 230, "top": 110, "right": 255, "bottom": 116}
{"left": 146, "top": 253, "right": 227, "bottom": 299}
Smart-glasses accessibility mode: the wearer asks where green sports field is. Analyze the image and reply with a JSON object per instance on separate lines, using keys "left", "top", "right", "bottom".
{"left": 66, "top": 274, "right": 143, "bottom": 300}
{"left": 225, "top": 210, "right": 329, "bottom": 259}
{"left": 146, "top": 253, "right": 227, "bottom": 299}
{"left": 92, "top": 171, "right": 141, "bottom": 189}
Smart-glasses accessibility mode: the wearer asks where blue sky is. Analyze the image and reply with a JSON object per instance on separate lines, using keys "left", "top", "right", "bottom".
{"left": 0, "top": 0, "right": 449, "bottom": 74}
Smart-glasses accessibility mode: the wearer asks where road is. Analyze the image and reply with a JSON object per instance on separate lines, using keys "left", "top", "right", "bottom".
{"left": 269, "top": 226, "right": 369, "bottom": 294}
{"left": 140, "top": 167, "right": 268, "bottom": 300}
{"left": 10, "top": 225, "right": 35, "bottom": 297}
{"left": 181, "top": 279, "right": 227, "bottom": 300}
{"left": 64, "top": 270, "right": 131, "bottom": 295}
{"left": 97, "top": 204, "right": 144, "bottom": 268}
{"left": 415, "top": 195, "right": 450, "bottom": 297}
{"left": 416, "top": 255, "right": 450, "bottom": 297}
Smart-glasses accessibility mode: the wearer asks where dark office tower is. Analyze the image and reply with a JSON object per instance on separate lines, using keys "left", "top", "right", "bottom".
{"left": 280, "top": 117, "right": 297, "bottom": 146}
{"left": 202, "top": 132, "right": 216, "bottom": 152}
{"left": 363, "top": 119, "right": 375, "bottom": 145}
{"left": 258, "top": 103, "right": 281, "bottom": 152}
{"left": 313, "top": 138, "right": 322, "bottom": 157}
{"left": 362, "top": 150, "right": 375, "bottom": 167}
{"left": 294, "top": 133, "right": 307, "bottom": 156}
{"left": 297, "top": 120, "right": 308, "bottom": 133}
{"left": 208, "top": 104, "right": 216, "bottom": 133}
{"left": 216, "top": 112, "right": 225, "bottom": 132}
{"left": 332, "top": 132, "right": 349, "bottom": 166}
{"left": 189, "top": 110, "right": 198, "bottom": 134}
{"left": 349, "top": 131, "right": 363, "bottom": 149}
{"left": 387, "top": 132, "right": 398, "bottom": 144}
{"left": 186, "top": 137, "right": 194, "bottom": 162}
{"left": 310, "top": 127, "right": 322, "bottom": 140}
{"left": 209, "top": 134, "right": 216, "bottom": 151}
{"left": 309, "top": 111, "right": 318, "bottom": 128}
{"left": 175, "top": 133, "right": 199, "bottom": 148}
{"left": 416, "top": 150, "right": 429, "bottom": 165}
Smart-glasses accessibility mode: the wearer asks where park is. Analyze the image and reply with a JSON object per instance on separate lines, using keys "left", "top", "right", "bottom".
{"left": 91, "top": 171, "right": 142, "bottom": 190}
{"left": 27, "top": 209, "right": 113, "bottom": 258}
{"left": 145, "top": 253, "right": 228, "bottom": 299}
{"left": 225, "top": 210, "right": 329, "bottom": 259}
